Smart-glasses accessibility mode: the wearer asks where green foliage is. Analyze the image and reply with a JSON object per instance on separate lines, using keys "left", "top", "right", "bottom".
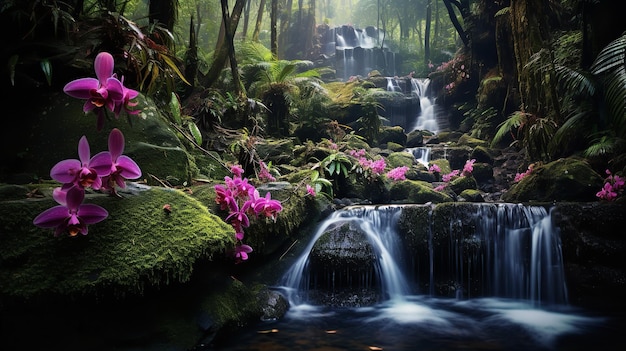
{"left": 168, "top": 92, "right": 202, "bottom": 145}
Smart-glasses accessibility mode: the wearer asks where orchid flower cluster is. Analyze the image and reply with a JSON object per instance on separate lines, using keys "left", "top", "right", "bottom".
{"left": 514, "top": 165, "right": 533, "bottom": 183}
{"left": 596, "top": 169, "right": 625, "bottom": 202}
{"left": 63, "top": 52, "right": 140, "bottom": 131}
{"left": 347, "top": 148, "right": 410, "bottom": 182}
{"left": 33, "top": 51, "right": 142, "bottom": 237}
{"left": 33, "top": 129, "right": 142, "bottom": 236}
{"left": 432, "top": 159, "right": 476, "bottom": 192}
{"left": 214, "top": 165, "right": 283, "bottom": 262}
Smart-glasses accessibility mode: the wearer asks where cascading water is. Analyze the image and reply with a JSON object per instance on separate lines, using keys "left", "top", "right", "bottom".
{"left": 279, "top": 203, "right": 568, "bottom": 306}
{"left": 279, "top": 205, "right": 410, "bottom": 305}
{"left": 217, "top": 204, "right": 610, "bottom": 351}
{"left": 406, "top": 146, "right": 431, "bottom": 167}
{"left": 410, "top": 78, "right": 438, "bottom": 133}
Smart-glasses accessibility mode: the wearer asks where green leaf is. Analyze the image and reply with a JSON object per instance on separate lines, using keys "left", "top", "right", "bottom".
{"left": 310, "top": 170, "right": 319, "bottom": 182}
{"left": 187, "top": 121, "right": 202, "bottom": 145}
{"left": 40, "top": 59, "right": 52, "bottom": 86}
{"left": 169, "top": 92, "right": 182, "bottom": 125}
{"left": 327, "top": 161, "right": 336, "bottom": 176}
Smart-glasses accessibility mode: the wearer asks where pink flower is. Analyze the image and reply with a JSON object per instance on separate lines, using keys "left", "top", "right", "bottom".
{"left": 596, "top": 182, "right": 618, "bottom": 201}
{"left": 234, "top": 244, "right": 253, "bottom": 262}
{"left": 253, "top": 192, "right": 283, "bottom": 221}
{"left": 306, "top": 184, "right": 316, "bottom": 197}
{"left": 428, "top": 164, "right": 441, "bottom": 173}
{"left": 462, "top": 159, "right": 476, "bottom": 176}
{"left": 386, "top": 166, "right": 409, "bottom": 181}
{"left": 101, "top": 128, "right": 141, "bottom": 193}
{"left": 33, "top": 186, "right": 108, "bottom": 237}
{"left": 370, "top": 158, "right": 386, "bottom": 175}
{"left": 258, "top": 161, "right": 276, "bottom": 182}
{"left": 63, "top": 52, "right": 126, "bottom": 131}
{"left": 49, "top": 135, "right": 112, "bottom": 190}
{"left": 230, "top": 164, "right": 244, "bottom": 178}
{"left": 442, "top": 169, "right": 460, "bottom": 182}
{"left": 434, "top": 184, "right": 447, "bottom": 192}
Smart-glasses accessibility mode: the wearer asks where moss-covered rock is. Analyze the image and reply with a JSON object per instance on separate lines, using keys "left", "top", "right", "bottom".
{"left": 388, "top": 180, "right": 454, "bottom": 203}
{"left": 0, "top": 184, "right": 234, "bottom": 299}
{"left": 449, "top": 175, "right": 478, "bottom": 195}
{"left": 502, "top": 158, "right": 604, "bottom": 202}
{"left": 386, "top": 151, "right": 415, "bottom": 169}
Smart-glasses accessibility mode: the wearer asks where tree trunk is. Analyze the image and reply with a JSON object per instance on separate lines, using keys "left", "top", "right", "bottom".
{"left": 271, "top": 0, "right": 278, "bottom": 57}
{"left": 202, "top": 0, "right": 247, "bottom": 89}
{"left": 252, "top": 0, "right": 267, "bottom": 41}
{"left": 442, "top": 0, "right": 469, "bottom": 47}
{"left": 242, "top": 0, "right": 251, "bottom": 40}
{"left": 424, "top": 0, "right": 431, "bottom": 65}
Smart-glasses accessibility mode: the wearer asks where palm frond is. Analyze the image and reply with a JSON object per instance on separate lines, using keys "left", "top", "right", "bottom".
{"left": 491, "top": 111, "right": 527, "bottom": 147}
{"left": 590, "top": 33, "right": 626, "bottom": 75}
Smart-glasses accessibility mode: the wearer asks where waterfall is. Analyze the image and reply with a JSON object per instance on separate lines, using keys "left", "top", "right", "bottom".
{"left": 278, "top": 203, "right": 569, "bottom": 307}
{"left": 406, "top": 146, "right": 431, "bottom": 167}
{"left": 331, "top": 25, "right": 395, "bottom": 79}
{"left": 279, "top": 205, "right": 410, "bottom": 305}
{"left": 410, "top": 78, "right": 438, "bottom": 133}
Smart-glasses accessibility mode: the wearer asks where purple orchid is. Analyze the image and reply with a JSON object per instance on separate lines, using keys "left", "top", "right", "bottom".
{"left": 33, "top": 186, "right": 108, "bottom": 237}
{"left": 101, "top": 128, "right": 141, "bottom": 193}
{"left": 49, "top": 135, "right": 112, "bottom": 190}
{"left": 253, "top": 192, "right": 283, "bottom": 221}
{"left": 63, "top": 52, "right": 126, "bottom": 130}
{"left": 234, "top": 244, "right": 253, "bottom": 262}
{"left": 113, "top": 76, "right": 140, "bottom": 116}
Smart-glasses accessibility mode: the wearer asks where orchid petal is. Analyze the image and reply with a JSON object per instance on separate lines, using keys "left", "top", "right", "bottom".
{"left": 116, "top": 155, "right": 142, "bottom": 179}
{"left": 77, "top": 204, "right": 109, "bottom": 224}
{"left": 94, "top": 52, "right": 115, "bottom": 84}
{"left": 105, "top": 77, "right": 125, "bottom": 103}
{"left": 90, "top": 151, "right": 113, "bottom": 177}
{"left": 78, "top": 136, "right": 91, "bottom": 165}
{"left": 33, "top": 206, "right": 70, "bottom": 228}
{"left": 50, "top": 159, "right": 81, "bottom": 184}
{"left": 65, "top": 186, "right": 85, "bottom": 211}
{"left": 52, "top": 187, "right": 68, "bottom": 206}
{"left": 82, "top": 100, "right": 96, "bottom": 113}
{"left": 108, "top": 128, "right": 125, "bottom": 159}
{"left": 64, "top": 78, "right": 99, "bottom": 99}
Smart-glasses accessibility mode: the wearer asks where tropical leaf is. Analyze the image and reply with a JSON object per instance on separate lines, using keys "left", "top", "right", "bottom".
{"left": 187, "top": 121, "right": 202, "bottom": 145}
{"left": 491, "top": 111, "right": 527, "bottom": 147}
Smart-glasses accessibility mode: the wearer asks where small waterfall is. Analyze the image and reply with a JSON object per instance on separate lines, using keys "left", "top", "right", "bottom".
{"left": 406, "top": 146, "right": 431, "bottom": 167}
{"left": 331, "top": 25, "right": 395, "bottom": 79}
{"left": 278, "top": 203, "right": 568, "bottom": 307}
{"left": 279, "top": 205, "right": 410, "bottom": 305}
{"left": 410, "top": 78, "right": 438, "bottom": 133}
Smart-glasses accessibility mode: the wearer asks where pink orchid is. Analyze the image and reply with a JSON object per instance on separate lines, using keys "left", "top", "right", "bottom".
{"left": 101, "top": 128, "right": 142, "bottom": 193}
{"left": 462, "top": 159, "right": 476, "bottom": 176}
{"left": 386, "top": 166, "right": 409, "bottom": 181}
{"left": 306, "top": 184, "right": 316, "bottom": 197}
{"left": 63, "top": 52, "right": 125, "bottom": 131}
{"left": 428, "top": 164, "right": 441, "bottom": 173}
{"left": 113, "top": 76, "right": 140, "bottom": 117}
{"left": 49, "top": 135, "right": 112, "bottom": 190}
{"left": 33, "top": 186, "right": 108, "bottom": 237}
{"left": 253, "top": 192, "right": 283, "bottom": 221}
{"left": 234, "top": 244, "right": 253, "bottom": 262}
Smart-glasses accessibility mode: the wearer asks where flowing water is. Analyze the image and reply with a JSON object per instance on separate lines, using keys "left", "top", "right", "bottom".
{"left": 211, "top": 205, "right": 623, "bottom": 351}
{"left": 411, "top": 78, "right": 438, "bottom": 133}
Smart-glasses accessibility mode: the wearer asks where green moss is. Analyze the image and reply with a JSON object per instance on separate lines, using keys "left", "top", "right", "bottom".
{"left": 386, "top": 151, "right": 415, "bottom": 169}
{"left": 502, "top": 158, "right": 604, "bottom": 202}
{"left": 0, "top": 186, "right": 235, "bottom": 299}
{"left": 389, "top": 180, "right": 454, "bottom": 204}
